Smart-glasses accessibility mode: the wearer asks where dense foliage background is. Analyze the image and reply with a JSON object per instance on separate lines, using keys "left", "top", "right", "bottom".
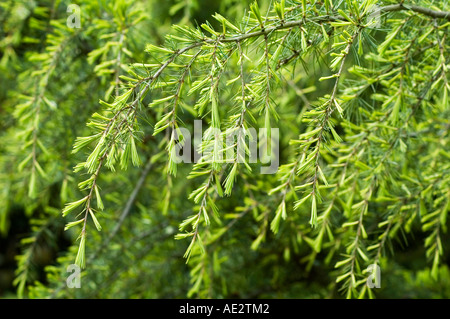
{"left": 0, "top": 0, "right": 449, "bottom": 299}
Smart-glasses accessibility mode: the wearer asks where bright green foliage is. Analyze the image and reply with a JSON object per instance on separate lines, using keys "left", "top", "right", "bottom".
{"left": 0, "top": 0, "right": 449, "bottom": 299}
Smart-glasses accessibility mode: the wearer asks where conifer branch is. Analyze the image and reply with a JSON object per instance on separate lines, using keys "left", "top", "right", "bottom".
{"left": 7, "top": 0, "right": 449, "bottom": 299}
{"left": 381, "top": 4, "right": 450, "bottom": 20}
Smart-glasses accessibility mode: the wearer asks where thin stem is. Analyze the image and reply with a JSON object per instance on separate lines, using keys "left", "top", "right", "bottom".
{"left": 91, "top": 157, "right": 154, "bottom": 261}
{"left": 381, "top": 4, "right": 450, "bottom": 20}
{"left": 311, "top": 28, "right": 361, "bottom": 198}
